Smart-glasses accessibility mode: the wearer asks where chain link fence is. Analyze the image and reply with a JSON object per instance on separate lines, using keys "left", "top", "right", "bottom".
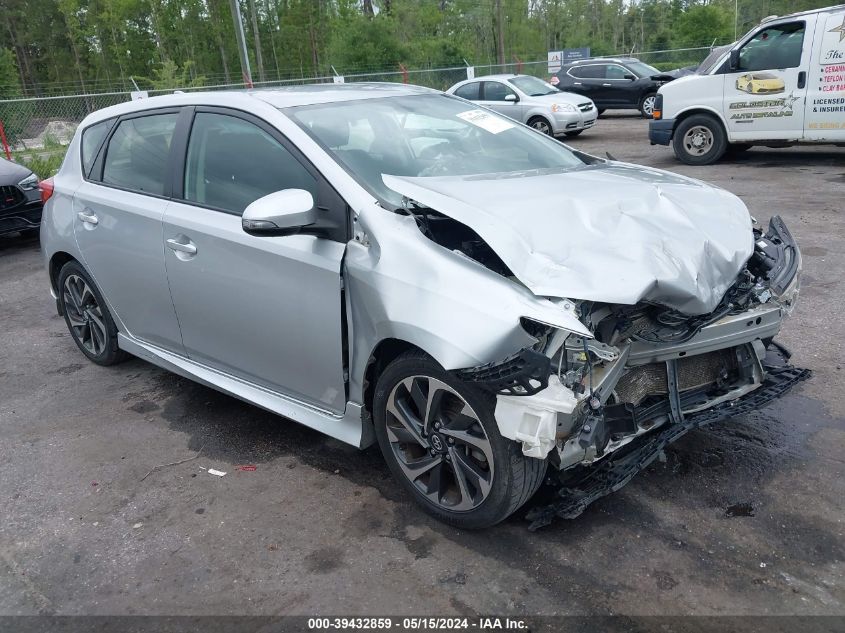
{"left": 0, "top": 46, "right": 722, "bottom": 177}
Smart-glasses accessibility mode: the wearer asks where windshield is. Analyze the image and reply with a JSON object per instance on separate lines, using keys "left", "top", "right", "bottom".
{"left": 287, "top": 94, "right": 585, "bottom": 208}
{"left": 626, "top": 61, "right": 661, "bottom": 78}
{"left": 697, "top": 45, "right": 731, "bottom": 74}
{"left": 508, "top": 75, "right": 558, "bottom": 96}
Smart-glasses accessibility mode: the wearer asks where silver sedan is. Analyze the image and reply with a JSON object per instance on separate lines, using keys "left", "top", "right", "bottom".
{"left": 447, "top": 74, "right": 597, "bottom": 137}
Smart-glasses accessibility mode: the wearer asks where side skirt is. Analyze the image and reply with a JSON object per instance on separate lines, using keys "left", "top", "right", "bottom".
{"left": 117, "top": 333, "right": 372, "bottom": 449}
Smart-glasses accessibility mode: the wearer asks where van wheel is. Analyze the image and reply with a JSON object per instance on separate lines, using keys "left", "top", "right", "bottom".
{"left": 672, "top": 114, "right": 727, "bottom": 165}
{"left": 372, "top": 351, "right": 547, "bottom": 529}
{"left": 57, "top": 261, "right": 127, "bottom": 366}
{"left": 527, "top": 116, "right": 553, "bottom": 136}
{"left": 639, "top": 94, "right": 657, "bottom": 118}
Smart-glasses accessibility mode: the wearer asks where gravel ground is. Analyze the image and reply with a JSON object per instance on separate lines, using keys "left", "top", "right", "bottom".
{"left": 1, "top": 112, "right": 843, "bottom": 619}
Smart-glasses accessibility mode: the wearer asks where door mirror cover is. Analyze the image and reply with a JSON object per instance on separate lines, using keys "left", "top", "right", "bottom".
{"left": 729, "top": 49, "right": 741, "bottom": 71}
{"left": 242, "top": 189, "right": 316, "bottom": 236}
{"left": 504, "top": 93, "right": 518, "bottom": 102}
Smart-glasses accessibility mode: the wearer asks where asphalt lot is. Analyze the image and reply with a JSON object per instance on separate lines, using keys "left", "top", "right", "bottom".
{"left": 1, "top": 112, "right": 843, "bottom": 619}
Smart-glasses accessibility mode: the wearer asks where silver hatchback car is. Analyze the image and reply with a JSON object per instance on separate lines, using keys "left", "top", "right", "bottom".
{"left": 447, "top": 74, "right": 597, "bottom": 137}
{"left": 41, "top": 84, "right": 806, "bottom": 529}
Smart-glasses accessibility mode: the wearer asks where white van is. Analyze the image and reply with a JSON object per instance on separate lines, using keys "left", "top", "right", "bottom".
{"left": 650, "top": 4, "right": 845, "bottom": 165}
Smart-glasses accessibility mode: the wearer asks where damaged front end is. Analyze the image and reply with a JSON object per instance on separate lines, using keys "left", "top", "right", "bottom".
{"left": 454, "top": 216, "right": 809, "bottom": 526}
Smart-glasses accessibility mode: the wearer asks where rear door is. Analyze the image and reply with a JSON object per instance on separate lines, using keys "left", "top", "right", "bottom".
{"left": 564, "top": 64, "right": 605, "bottom": 103}
{"left": 804, "top": 10, "right": 845, "bottom": 140}
{"left": 721, "top": 18, "right": 816, "bottom": 141}
{"left": 73, "top": 109, "right": 184, "bottom": 353}
{"left": 162, "top": 108, "right": 348, "bottom": 413}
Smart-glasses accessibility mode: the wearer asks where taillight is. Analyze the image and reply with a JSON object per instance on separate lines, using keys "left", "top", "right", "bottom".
{"left": 39, "top": 178, "right": 54, "bottom": 204}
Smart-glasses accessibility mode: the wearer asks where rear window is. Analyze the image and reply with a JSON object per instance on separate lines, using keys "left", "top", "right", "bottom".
{"left": 80, "top": 119, "right": 113, "bottom": 178}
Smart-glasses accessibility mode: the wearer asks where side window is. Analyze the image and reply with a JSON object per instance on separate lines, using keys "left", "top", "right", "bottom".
{"left": 102, "top": 113, "right": 178, "bottom": 195}
{"left": 569, "top": 65, "right": 603, "bottom": 79}
{"left": 80, "top": 118, "right": 113, "bottom": 179}
{"left": 454, "top": 82, "right": 480, "bottom": 100}
{"left": 184, "top": 112, "right": 317, "bottom": 215}
{"left": 606, "top": 65, "right": 629, "bottom": 80}
{"left": 738, "top": 22, "right": 805, "bottom": 71}
{"left": 483, "top": 81, "right": 516, "bottom": 101}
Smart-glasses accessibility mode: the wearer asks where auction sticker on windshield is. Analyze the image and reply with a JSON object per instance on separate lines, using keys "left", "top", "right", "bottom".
{"left": 456, "top": 109, "right": 515, "bottom": 134}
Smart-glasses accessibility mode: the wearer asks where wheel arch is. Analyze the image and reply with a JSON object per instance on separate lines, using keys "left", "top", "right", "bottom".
{"left": 49, "top": 251, "right": 78, "bottom": 294}
{"left": 362, "top": 338, "right": 428, "bottom": 419}
{"left": 672, "top": 106, "right": 729, "bottom": 140}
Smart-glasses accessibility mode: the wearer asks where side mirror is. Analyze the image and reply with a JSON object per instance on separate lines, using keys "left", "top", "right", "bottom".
{"left": 242, "top": 189, "right": 316, "bottom": 236}
{"left": 729, "top": 49, "right": 741, "bottom": 71}
{"left": 623, "top": 73, "right": 637, "bottom": 81}
{"left": 504, "top": 93, "right": 518, "bottom": 102}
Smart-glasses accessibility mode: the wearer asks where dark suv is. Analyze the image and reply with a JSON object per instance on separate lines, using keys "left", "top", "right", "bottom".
{"left": 0, "top": 157, "right": 42, "bottom": 237}
{"left": 551, "top": 57, "right": 674, "bottom": 118}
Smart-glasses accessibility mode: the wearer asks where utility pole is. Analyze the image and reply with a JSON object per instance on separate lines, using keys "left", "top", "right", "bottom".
{"left": 248, "top": 0, "right": 265, "bottom": 82}
{"left": 734, "top": 0, "right": 739, "bottom": 41}
{"left": 495, "top": 0, "right": 505, "bottom": 65}
{"left": 229, "top": 0, "right": 254, "bottom": 87}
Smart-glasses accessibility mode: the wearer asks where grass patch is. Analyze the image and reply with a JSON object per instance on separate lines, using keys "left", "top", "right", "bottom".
{"left": 18, "top": 147, "right": 67, "bottom": 179}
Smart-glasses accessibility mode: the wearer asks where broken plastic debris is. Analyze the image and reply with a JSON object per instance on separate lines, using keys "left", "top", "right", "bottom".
{"left": 132, "top": 523, "right": 143, "bottom": 529}
{"left": 760, "top": 562, "right": 767, "bottom": 568}
{"left": 207, "top": 468, "right": 227, "bottom": 477}
{"left": 234, "top": 465, "right": 257, "bottom": 472}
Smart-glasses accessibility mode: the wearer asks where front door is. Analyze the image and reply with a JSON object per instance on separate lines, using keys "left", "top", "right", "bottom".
{"left": 721, "top": 19, "right": 816, "bottom": 141}
{"left": 804, "top": 11, "right": 845, "bottom": 140}
{"left": 162, "top": 109, "right": 348, "bottom": 413}
{"left": 73, "top": 110, "right": 184, "bottom": 353}
{"left": 479, "top": 81, "right": 524, "bottom": 121}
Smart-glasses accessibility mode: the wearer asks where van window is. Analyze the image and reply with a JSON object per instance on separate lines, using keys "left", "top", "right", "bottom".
{"left": 102, "top": 113, "right": 178, "bottom": 195}
{"left": 738, "top": 22, "right": 805, "bottom": 71}
{"left": 81, "top": 119, "right": 113, "bottom": 178}
{"left": 183, "top": 112, "right": 316, "bottom": 215}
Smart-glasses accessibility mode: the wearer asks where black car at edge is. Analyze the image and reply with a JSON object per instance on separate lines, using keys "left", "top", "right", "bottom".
{"left": 0, "top": 157, "right": 42, "bottom": 237}
{"left": 550, "top": 57, "right": 675, "bottom": 118}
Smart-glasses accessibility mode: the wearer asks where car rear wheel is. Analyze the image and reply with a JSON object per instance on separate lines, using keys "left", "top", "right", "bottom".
{"left": 57, "top": 261, "right": 127, "bottom": 366}
{"left": 527, "top": 116, "right": 553, "bottom": 136}
{"left": 672, "top": 114, "right": 727, "bottom": 166}
{"left": 373, "top": 351, "right": 547, "bottom": 529}
{"left": 639, "top": 94, "right": 657, "bottom": 118}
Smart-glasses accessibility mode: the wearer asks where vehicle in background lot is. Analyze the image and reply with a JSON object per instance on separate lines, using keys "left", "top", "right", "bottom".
{"left": 0, "top": 157, "right": 42, "bottom": 237}
{"left": 550, "top": 57, "right": 676, "bottom": 117}
{"left": 650, "top": 5, "right": 845, "bottom": 165}
{"left": 446, "top": 74, "right": 597, "bottom": 137}
{"left": 41, "top": 84, "right": 805, "bottom": 529}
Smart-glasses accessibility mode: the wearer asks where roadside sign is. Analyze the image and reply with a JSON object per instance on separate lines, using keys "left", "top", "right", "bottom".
{"left": 548, "top": 48, "right": 591, "bottom": 74}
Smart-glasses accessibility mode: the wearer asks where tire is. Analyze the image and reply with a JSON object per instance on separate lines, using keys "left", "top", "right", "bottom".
{"left": 57, "top": 260, "right": 127, "bottom": 366}
{"left": 527, "top": 116, "right": 553, "bottom": 136}
{"left": 564, "top": 130, "right": 583, "bottom": 138}
{"left": 373, "top": 351, "right": 547, "bottom": 529}
{"left": 672, "top": 114, "right": 727, "bottom": 166}
{"left": 639, "top": 93, "right": 657, "bottom": 118}
{"left": 597, "top": 108, "right": 606, "bottom": 116}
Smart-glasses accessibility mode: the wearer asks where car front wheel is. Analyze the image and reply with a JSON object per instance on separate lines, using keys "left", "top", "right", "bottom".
{"left": 373, "top": 351, "right": 547, "bottom": 529}
{"left": 527, "top": 116, "right": 553, "bottom": 136}
{"left": 672, "top": 114, "right": 728, "bottom": 166}
{"left": 639, "top": 93, "right": 657, "bottom": 118}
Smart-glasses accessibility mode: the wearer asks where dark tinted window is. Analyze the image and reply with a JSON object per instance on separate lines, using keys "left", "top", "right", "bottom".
{"left": 102, "top": 113, "right": 178, "bottom": 195}
{"left": 454, "top": 82, "right": 480, "bottom": 100}
{"left": 568, "top": 64, "right": 604, "bottom": 79}
{"left": 738, "top": 22, "right": 805, "bottom": 71}
{"left": 606, "top": 64, "right": 630, "bottom": 79}
{"left": 483, "top": 81, "right": 516, "bottom": 101}
{"left": 184, "top": 112, "right": 316, "bottom": 215}
{"left": 81, "top": 119, "right": 112, "bottom": 179}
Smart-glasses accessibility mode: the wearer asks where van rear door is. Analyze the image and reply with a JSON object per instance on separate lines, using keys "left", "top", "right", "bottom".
{"left": 804, "top": 9, "right": 845, "bottom": 141}
{"left": 721, "top": 17, "right": 817, "bottom": 141}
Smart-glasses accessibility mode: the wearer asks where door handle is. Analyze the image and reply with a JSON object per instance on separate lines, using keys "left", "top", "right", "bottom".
{"left": 602, "top": 83, "right": 612, "bottom": 87}
{"left": 77, "top": 211, "right": 98, "bottom": 225}
{"left": 166, "top": 238, "right": 197, "bottom": 255}
{"left": 573, "top": 82, "right": 582, "bottom": 85}
{"left": 797, "top": 71, "right": 806, "bottom": 89}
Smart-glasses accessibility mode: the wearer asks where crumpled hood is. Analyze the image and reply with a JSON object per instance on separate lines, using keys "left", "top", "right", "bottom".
{"left": 383, "top": 163, "right": 754, "bottom": 316}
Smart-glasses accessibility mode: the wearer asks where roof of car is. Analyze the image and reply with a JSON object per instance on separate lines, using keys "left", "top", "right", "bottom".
{"left": 564, "top": 57, "right": 639, "bottom": 66}
{"left": 83, "top": 82, "right": 437, "bottom": 126}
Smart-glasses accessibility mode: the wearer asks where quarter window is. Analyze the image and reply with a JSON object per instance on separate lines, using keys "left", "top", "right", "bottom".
{"left": 454, "top": 82, "right": 480, "bottom": 100}
{"left": 102, "top": 113, "right": 178, "bottom": 195}
{"left": 183, "top": 112, "right": 316, "bottom": 215}
{"left": 81, "top": 118, "right": 113, "bottom": 178}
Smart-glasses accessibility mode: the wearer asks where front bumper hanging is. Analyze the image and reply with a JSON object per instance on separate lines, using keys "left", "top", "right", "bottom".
{"left": 526, "top": 357, "right": 811, "bottom": 531}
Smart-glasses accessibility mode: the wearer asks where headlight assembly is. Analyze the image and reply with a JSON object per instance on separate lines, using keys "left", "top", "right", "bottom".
{"left": 17, "top": 172, "right": 39, "bottom": 191}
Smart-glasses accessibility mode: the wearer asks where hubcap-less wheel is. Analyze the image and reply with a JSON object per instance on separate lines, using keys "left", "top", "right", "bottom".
{"left": 63, "top": 274, "right": 107, "bottom": 356}
{"left": 682, "top": 125, "right": 714, "bottom": 156}
{"left": 641, "top": 95, "right": 656, "bottom": 117}
{"left": 385, "top": 376, "right": 494, "bottom": 512}
{"left": 529, "top": 118, "right": 552, "bottom": 135}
